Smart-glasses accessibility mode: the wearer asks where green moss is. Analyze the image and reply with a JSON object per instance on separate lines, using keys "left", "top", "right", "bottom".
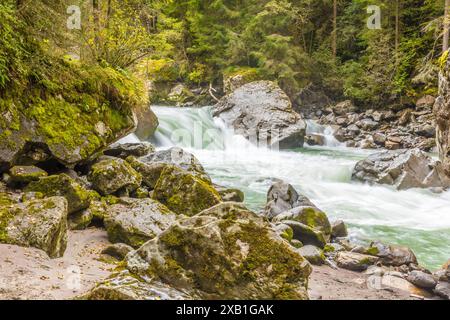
{"left": 365, "top": 246, "right": 379, "bottom": 256}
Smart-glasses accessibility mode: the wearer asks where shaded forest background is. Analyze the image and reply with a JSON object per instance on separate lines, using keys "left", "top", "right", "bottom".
{"left": 1, "top": 0, "right": 449, "bottom": 111}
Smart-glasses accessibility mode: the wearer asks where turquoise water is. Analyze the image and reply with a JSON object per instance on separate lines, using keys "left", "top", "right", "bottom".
{"left": 128, "top": 105, "right": 450, "bottom": 271}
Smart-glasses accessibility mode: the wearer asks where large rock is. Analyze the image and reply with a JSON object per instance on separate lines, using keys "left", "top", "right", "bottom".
{"left": 6, "top": 165, "right": 47, "bottom": 184}
{"left": 212, "top": 81, "right": 307, "bottom": 149}
{"left": 273, "top": 206, "right": 331, "bottom": 242}
{"left": 352, "top": 149, "right": 450, "bottom": 190}
{"left": 104, "top": 142, "right": 154, "bottom": 159}
{"left": 435, "top": 54, "right": 450, "bottom": 176}
{"left": 88, "top": 158, "right": 142, "bottom": 195}
{"left": 104, "top": 198, "right": 177, "bottom": 248}
{"left": 25, "top": 174, "right": 91, "bottom": 214}
{"left": 152, "top": 166, "right": 221, "bottom": 217}
{"left": 124, "top": 202, "right": 312, "bottom": 299}
{"left": 134, "top": 107, "right": 159, "bottom": 141}
{"left": 126, "top": 156, "right": 169, "bottom": 189}
{"left": 264, "top": 181, "right": 315, "bottom": 219}
{"left": 293, "top": 84, "right": 332, "bottom": 118}
{"left": 407, "top": 271, "right": 437, "bottom": 289}
{"left": 335, "top": 252, "right": 378, "bottom": 271}
{"left": 297, "top": 245, "right": 326, "bottom": 266}
{"left": 367, "top": 241, "right": 418, "bottom": 267}
{"left": 140, "top": 147, "right": 211, "bottom": 183}
{"left": 282, "top": 220, "right": 327, "bottom": 248}
{"left": 0, "top": 197, "right": 68, "bottom": 258}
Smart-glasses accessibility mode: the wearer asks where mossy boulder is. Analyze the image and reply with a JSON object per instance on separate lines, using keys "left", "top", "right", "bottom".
{"left": 366, "top": 241, "right": 418, "bottom": 266}
{"left": 140, "top": 147, "right": 211, "bottom": 183}
{"left": 152, "top": 166, "right": 221, "bottom": 216}
{"left": 297, "top": 245, "right": 326, "bottom": 266}
{"left": 281, "top": 220, "right": 327, "bottom": 248}
{"left": 273, "top": 206, "right": 332, "bottom": 242}
{"left": 0, "top": 57, "right": 144, "bottom": 172}
{"left": 68, "top": 209, "right": 93, "bottom": 230}
{"left": 88, "top": 158, "right": 142, "bottom": 196}
{"left": 214, "top": 184, "right": 245, "bottom": 202}
{"left": 125, "top": 202, "right": 312, "bottom": 299}
{"left": 126, "top": 156, "right": 170, "bottom": 189}
{"left": 7, "top": 165, "right": 47, "bottom": 184}
{"left": 25, "top": 174, "right": 91, "bottom": 214}
{"left": 104, "top": 198, "right": 177, "bottom": 248}
{"left": 0, "top": 197, "right": 68, "bottom": 258}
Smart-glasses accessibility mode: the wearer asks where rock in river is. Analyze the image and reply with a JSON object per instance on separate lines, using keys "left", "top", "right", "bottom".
{"left": 352, "top": 149, "right": 450, "bottom": 190}
{"left": 212, "top": 81, "right": 307, "bottom": 149}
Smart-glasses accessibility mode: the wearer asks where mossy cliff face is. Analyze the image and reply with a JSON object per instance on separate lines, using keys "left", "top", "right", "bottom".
{"left": 152, "top": 165, "right": 221, "bottom": 216}
{"left": 125, "top": 202, "right": 312, "bottom": 300}
{"left": 0, "top": 57, "right": 149, "bottom": 171}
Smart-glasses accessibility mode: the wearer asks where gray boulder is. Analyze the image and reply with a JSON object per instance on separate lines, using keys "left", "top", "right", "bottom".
{"left": 352, "top": 149, "right": 450, "bottom": 190}
{"left": 124, "top": 202, "right": 312, "bottom": 299}
{"left": 104, "top": 198, "right": 177, "bottom": 248}
{"left": 104, "top": 142, "right": 154, "bottom": 159}
{"left": 367, "top": 241, "right": 418, "bottom": 266}
{"left": 297, "top": 245, "right": 326, "bottom": 265}
{"left": 335, "top": 252, "right": 378, "bottom": 272}
{"left": 0, "top": 197, "right": 68, "bottom": 258}
{"left": 212, "top": 81, "right": 306, "bottom": 149}
{"left": 407, "top": 271, "right": 437, "bottom": 289}
{"left": 88, "top": 158, "right": 142, "bottom": 195}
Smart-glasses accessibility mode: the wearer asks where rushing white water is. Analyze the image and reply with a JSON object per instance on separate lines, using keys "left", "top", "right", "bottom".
{"left": 133, "top": 105, "right": 450, "bottom": 270}
{"left": 305, "top": 119, "right": 344, "bottom": 147}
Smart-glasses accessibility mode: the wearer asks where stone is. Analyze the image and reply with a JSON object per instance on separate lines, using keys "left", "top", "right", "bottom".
{"left": 416, "top": 95, "right": 435, "bottom": 109}
{"left": 398, "top": 108, "right": 413, "bottom": 125}
{"left": 25, "top": 174, "right": 91, "bottom": 214}
{"left": 104, "top": 142, "right": 154, "bottom": 159}
{"left": 213, "top": 184, "right": 245, "bottom": 202}
{"left": 297, "top": 245, "right": 325, "bottom": 265}
{"left": 407, "top": 271, "right": 437, "bottom": 289}
{"left": 167, "top": 83, "right": 194, "bottom": 105}
{"left": 273, "top": 223, "right": 294, "bottom": 242}
{"left": 104, "top": 198, "right": 177, "bottom": 248}
{"left": 7, "top": 166, "right": 47, "bottom": 184}
{"left": 332, "top": 100, "right": 357, "bottom": 116}
{"left": 212, "top": 81, "right": 306, "bottom": 149}
{"left": 273, "top": 206, "right": 331, "bottom": 241}
{"left": 68, "top": 209, "right": 93, "bottom": 230}
{"left": 372, "top": 133, "right": 387, "bottom": 146}
{"left": 126, "top": 156, "right": 170, "bottom": 189}
{"left": 139, "top": 147, "right": 211, "bottom": 183}
{"left": 264, "top": 181, "right": 315, "bottom": 219}
{"left": 380, "top": 275, "right": 433, "bottom": 297}
{"left": 0, "top": 197, "right": 68, "bottom": 258}
{"left": 102, "top": 243, "right": 135, "bottom": 260}
{"left": 88, "top": 158, "right": 142, "bottom": 195}
{"left": 82, "top": 271, "right": 190, "bottom": 300}
{"left": 352, "top": 149, "right": 450, "bottom": 190}
{"left": 434, "top": 282, "right": 450, "bottom": 300}
{"left": 305, "top": 134, "right": 325, "bottom": 146}
{"left": 331, "top": 220, "right": 348, "bottom": 238}
{"left": 335, "top": 252, "right": 378, "bottom": 271}
{"left": 152, "top": 166, "right": 221, "bottom": 217}
{"left": 282, "top": 220, "right": 327, "bottom": 248}
{"left": 134, "top": 107, "right": 159, "bottom": 141}
{"left": 124, "top": 202, "right": 312, "bottom": 299}
{"left": 367, "top": 241, "right": 418, "bottom": 266}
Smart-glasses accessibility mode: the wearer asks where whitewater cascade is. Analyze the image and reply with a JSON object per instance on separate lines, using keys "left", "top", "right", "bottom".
{"left": 122, "top": 105, "right": 450, "bottom": 270}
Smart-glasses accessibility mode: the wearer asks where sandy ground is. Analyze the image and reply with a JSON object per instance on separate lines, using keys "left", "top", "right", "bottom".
{"left": 0, "top": 228, "right": 115, "bottom": 300}
{"left": 309, "top": 265, "right": 418, "bottom": 300}
{"left": 0, "top": 228, "right": 435, "bottom": 300}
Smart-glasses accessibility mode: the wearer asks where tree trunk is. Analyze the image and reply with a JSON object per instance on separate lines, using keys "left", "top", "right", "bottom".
{"left": 332, "top": 0, "right": 337, "bottom": 59}
{"left": 395, "top": 0, "right": 400, "bottom": 64}
{"left": 444, "top": 0, "right": 450, "bottom": 52}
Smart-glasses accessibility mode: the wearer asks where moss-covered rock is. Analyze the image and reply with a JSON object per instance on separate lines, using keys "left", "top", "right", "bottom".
{"left": 273, "top": 206, "right": 332, "bottom": 242}
{"left": 214, "top": 184, "right": 245, "bottom": 202}
{"left": 104, "top": 142, "right": 154, "bottom": 159}
{"left": 88, "top": 158, "right": 142, "bottom": 196}
{"left": 126, "top": 156, "right": 169, "bottom": 189}
{"left": 125, "top": 202, "right": 312, "bottom": 299}
{"left": 152, "top": 166, "right": 221, "bottom": 216}
{"left": 297, "top": 245, "right": 326, "bottom": 266}
{"left": 0, "top": 196, "right": 68, "bottom": 258}
{"left": 104, "top": 198, "right": 176, "bottom": 248}
{"left": 366, "top": 241, "right": 418, "bottom": 266}
{"left": 68, "top": 209, "right": 93, "bottom": 230}
{"left": 7, "top": 165, "right": 47, "bottom": 184}
{"left": 281, "top": 220, "right": 327, "bottom": 248}
{"left": 25, "top": 174, "right": 91, "bottom": 214}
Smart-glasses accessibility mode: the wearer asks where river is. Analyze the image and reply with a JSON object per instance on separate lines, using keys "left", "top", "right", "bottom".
{"left": 123, "top": 105, "right": 450, "bottom": 270}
